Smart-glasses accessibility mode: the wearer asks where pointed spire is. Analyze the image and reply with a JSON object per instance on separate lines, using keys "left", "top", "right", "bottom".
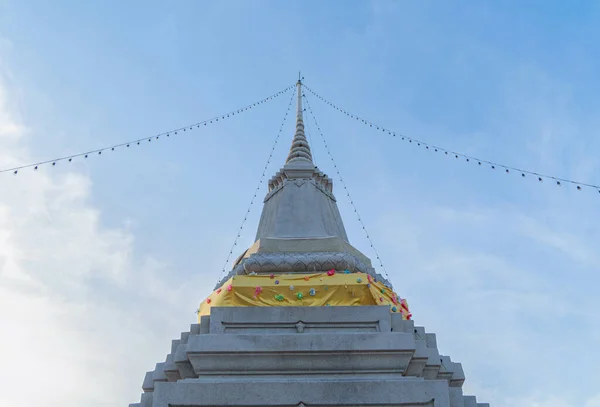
{"left": 285, "top": 76, "right": 313, "bottom": 165}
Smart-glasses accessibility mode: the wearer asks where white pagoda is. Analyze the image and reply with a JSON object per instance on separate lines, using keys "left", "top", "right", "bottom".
{"left": 129, "top": 79, "right": 490, "bottom": 407}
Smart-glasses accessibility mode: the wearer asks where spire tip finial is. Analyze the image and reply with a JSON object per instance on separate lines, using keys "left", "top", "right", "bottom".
{"left": 286, "top": 72, "right": 312, "bottom": 165}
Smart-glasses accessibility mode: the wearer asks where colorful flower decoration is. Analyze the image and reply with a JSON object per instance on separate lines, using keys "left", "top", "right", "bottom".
{"left": 367, "top": 275, "right": 372, "bottom": 283}
{"left": 367, "top": 283, "right": 371, "bottom": 288}
{"left": 296, "top": 292, "right": 304, "bottom": 300}
{"left": 270, "top": 274, "right": 275, "bottom": 279}
{"left": 207, "top": 298, "right": 212, "bottom": 304}
{"left": 380, "top": 288, "right": 385, "bottom": 294}
{"left": 379, "top": 297, "right": 383, "bottom": 302}
{"left": 227, "top": 284, "right": 233, "bottom": 292}
{"left": 344, "top": 270, "right": 351, "bottom": 274}
{"left": 254, "top": 286, "right": 263, "bottom": 296}
{"left": 289, "top": 285, "right": 295, "bottom": 290}
{"left": 275, "top": 280, "right": 280, "bottom": 285}
{"left": 274, "top": 294, "right": 284, "bottom": 301}
{"left": 356, "top": 278, "right": 362, "bottom": 283}
{"left": 304, "top": 276, "right": 310, "bottom": 281}
{"left": 392, "top": 306, "right": 398, "bottom": 312}
{"left": 216, "top": 288, "right": 222, "bottom": 294}
{"left": 309, "top": 288, "right": 316, "bottom": 296}
{"left": 327, "top": 269, "right": 335, "bottom": 276}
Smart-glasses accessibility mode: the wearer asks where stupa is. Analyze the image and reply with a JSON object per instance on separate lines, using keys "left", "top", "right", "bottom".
{"left": 129, "top": 79, "right": 490, "bottom": 407}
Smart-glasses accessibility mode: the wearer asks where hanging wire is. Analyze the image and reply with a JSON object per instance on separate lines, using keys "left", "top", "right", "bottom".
{"left": 217, "top": 87, "right": 297, "bottom": 281}
{"left": 303, "top": 92, "right": 391, "bottom": 284}
{"left": 304, "top": 84, "right": 600, "bottom": 194}
{"left": 2, "top": 84, "right": 295, "bottom": 176}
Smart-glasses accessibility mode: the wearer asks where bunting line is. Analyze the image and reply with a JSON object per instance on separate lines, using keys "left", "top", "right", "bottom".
{"left": 304, "top": 84, "right": 600, "bottom": 194}
{"left": 1, "top": 84, "right": 295, "bottom": 176}
{"left": 303, "top": 93, "right": 392, "bottom": 285}
{"left": 217, "top": 86, "right": 298, "bottom": 281}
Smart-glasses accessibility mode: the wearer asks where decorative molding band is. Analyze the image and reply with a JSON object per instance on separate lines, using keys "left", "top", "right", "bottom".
{"left": 218, "top": 320, "right": 382, "bottom": 334}
{"left": 215, "top": 254, "right": 391, "bottom": 290}
{"left": 233, "top": 251, "right": 373, "bottom": 274}
{"left": 264, "top": 177, "right": 336, "bottom": 203}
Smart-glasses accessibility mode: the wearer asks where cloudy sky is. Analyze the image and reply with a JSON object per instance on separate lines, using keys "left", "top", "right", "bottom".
{"left": 1, "top": 1, "right": 599, "bottom": 406}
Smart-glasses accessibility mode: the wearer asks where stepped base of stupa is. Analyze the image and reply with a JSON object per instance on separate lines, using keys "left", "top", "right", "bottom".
{"left": 130, "top": 306, "right": 489, "bottom": 407}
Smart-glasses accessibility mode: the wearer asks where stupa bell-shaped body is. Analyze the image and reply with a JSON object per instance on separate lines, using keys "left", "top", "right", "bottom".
{"left": 255, "top": 79, "right": 347, "bottom": 241}
{"left": 216, "top": 79, "right": 388, "bottom": 289}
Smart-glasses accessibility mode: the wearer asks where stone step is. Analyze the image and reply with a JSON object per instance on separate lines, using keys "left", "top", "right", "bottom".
{"left": 208, "top": 306, "right": 392, "bottom": 334}
{"left": 163, "top": 353, "right": 181, "bottom": 382}
{"left": 149, "top": 378, "right": 451, "bottom": 407}
{"left": 186, "top": 332, "right": 417, "bottom": 376}
{"left": 170, "top": 339, "right": 180, "bottom": 354}
{"left": 436, "top": 356, "right": 454, "bottom": 381}
{"left": 152, "top": 362, "right": 167, "bottom": 387}
{"left": 405, "top": 335, "right": 429, "bottom": 377}
{"left": 197, "top": 316, "right": 208, "bottom": 334}
{"left": 449, "top": 387, "right": 465, "bottom": 407}
{"left": 436, "top": 355, "right": 465, "bottom": 387}
{"left": 130, "top": 307, "right": 489, "bottom": 407}
{"left": 391, "top": 314, "right": 414, "bottom": 333}
{"left": 425, "top": 333, "right": 437, "bottom": 348}
{"left": 163, "top": 337, "right": 182, "bottom": 382}
{"left": 449, "top": 360, "right": 465, "bottom": 388}
{"left": 463, "top": 395, "right": 477, "bottom": 407}
{"left": 173, "top": 341, "right": 196, "bottom": 379}
{"left": 414, "top": 326, "right": 426, "bottom": 341}
{"left": 422, "top": 345, "right": 442, "bottom": 379}
{"left": 129, "top": 391, "right": 154, "bottom": 407}
{"left": 142, "top": 371, "right": 154, "bottom": 392}
{"left": 139, "top": 392, "right": 153, "bottom": 407}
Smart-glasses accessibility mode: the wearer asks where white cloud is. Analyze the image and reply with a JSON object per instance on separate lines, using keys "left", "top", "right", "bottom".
{"left": 586, "top": 394, "right": 600, "bottom": 407}
{"left": 0, "top": 51, "right": 199, "bottom": 407}
{"left": 372, "top": 194, "right": 600, "bottom": 407}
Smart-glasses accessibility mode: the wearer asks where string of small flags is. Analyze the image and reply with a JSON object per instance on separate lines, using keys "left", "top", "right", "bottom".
{"left": 217, "top": 87, "right": 297, "bottom": 281}
{"left": 1, "top": 84, "right": 295, "bottom": 176}
{"left": 303, "top": 92, "right": 392, "bottom": 284}
{"left": 304, "top": 84, "right": 600, "bottom": 194}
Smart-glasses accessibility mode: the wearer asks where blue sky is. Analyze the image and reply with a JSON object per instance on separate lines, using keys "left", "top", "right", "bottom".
{"left": 1, "top": 1, "right": 599, "bottom": 406}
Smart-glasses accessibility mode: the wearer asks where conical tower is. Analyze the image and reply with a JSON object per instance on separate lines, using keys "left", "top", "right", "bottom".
{"left": 215, "top": 78, "right": 389, "bottom": 290}
{"left": 129, "top": 79, "right": 490, "bottom": 407}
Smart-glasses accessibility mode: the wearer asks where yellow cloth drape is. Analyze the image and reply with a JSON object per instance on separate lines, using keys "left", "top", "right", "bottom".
{"left": 197, "top": 272, "right": 411, "bottom": 320}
